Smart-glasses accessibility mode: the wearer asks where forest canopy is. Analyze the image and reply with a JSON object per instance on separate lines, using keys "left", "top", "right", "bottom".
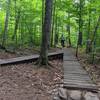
{"left": 0, "top": 0, "right": 100, "bottom": 54}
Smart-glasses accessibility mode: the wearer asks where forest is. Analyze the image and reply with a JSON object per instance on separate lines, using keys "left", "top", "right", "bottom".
{"left": 0, "top": 0, "right": 100, "bottom": 100}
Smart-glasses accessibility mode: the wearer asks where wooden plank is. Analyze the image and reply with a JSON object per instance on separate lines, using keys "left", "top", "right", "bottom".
{"left": 64, "top": 76, "right": 91, "bottom": 81}
{"left": 64, "top": 66, "right": 83, "bottom": 70}
{"left": 64, "top": 68, "right": 85, "bottom": 72}
{"left": 63, "top": 61, "right": 80, "bottom": 65}
{"left": 63, "top": 57, "right": 77, "bottom": 61}
{"left": 64, "top": 80, "right": 94, "bottom": 86}
{"left": 64, "top": 80, "right": 96, "bottom": 87}
{"left": 64, "top": 70, "right": 87, "bottom": 74}
{"left": 0, "top": 51, "right": 63, "bottom": 66}
{"left": 64, "top": 77, "right": 93, "bottom": 83}
{"left": 64, "top": 73, "right": 90, "bottom": 77}
{"left": 64, "top": 77, "right": 92, "bottom": 83}
{"left": 64, "top": 83, "right": 98, "bottom": 92}
{"left": 64, "top": 75, "right": 91, "bottom": 79}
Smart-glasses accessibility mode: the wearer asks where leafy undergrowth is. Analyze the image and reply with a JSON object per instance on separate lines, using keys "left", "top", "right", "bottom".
{"left": 0, "top": 59, "right": 63, "bottom": 100}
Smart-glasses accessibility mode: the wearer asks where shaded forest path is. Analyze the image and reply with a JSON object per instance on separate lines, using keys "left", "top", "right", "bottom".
{"left": 63, "top": 48, "right": 98, "bottom": 92}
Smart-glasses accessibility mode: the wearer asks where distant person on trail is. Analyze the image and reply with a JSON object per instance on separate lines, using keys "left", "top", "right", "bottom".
{"left": 86, "top": 39, "right": 92, "bottom": 53}
{"left": 61, "top": 34, "right": 65, "bottom": 47}
{"left": 54, "top": 33, "right": 58, "bottom": 47}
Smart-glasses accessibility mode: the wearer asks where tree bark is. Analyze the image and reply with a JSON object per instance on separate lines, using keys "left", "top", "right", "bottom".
{"left": 78, "top": 0, "right": 83, "bottom": 46}
{"left": 51, "top": 0, "right": 56, "bottom": 47}
{"left": 2, "top": 0, "right": 10, "bottom": 47}
{"left": 86, "top": 8, "right": 91, "bottom": 53}
{"left": 12, "top": 10, "right": 20, "bottom": 47}
{"left": 39, "top": 0, "right": 53, "bottom": 65}
{"left": 67, "top": 12, "right": 71, "bottom": 47}
{"left": 92, "top": 16, "right": 100, "bottom": 64}
{"left": 54, "top": 12, "right": 58, "bottom": 47}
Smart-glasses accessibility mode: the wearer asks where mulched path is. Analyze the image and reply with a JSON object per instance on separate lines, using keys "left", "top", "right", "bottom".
{"left": 0, "top": 59, "right": 63, "bottom": 100}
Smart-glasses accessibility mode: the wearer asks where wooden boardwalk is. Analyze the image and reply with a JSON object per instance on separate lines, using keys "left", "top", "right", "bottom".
{"left": 0, "top": 51, "right": 63, "bottom": 66}
{"left": 63, "top": 48, "right": 98, "bottom": 92}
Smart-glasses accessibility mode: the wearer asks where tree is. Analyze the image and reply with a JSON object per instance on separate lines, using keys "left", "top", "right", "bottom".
{"left": 78, "top": 0, "right": 85, "bottom": 46}
{"left": 86, "top": 5, "right": 92, "bottom": 53}
{"left": 2, "top": 0, "right": 10, "bottom": 48}
{"left": 92, "top": 16, "right": 100, "bottom": 63}
{"left": 67, "top": 11, "right": 71, "bottom": 47}
{"left": 51, "top": 0, "right": 56, "bottom": 47}
{"left": 39, "top": 0, "right": 53, "bottom": 65}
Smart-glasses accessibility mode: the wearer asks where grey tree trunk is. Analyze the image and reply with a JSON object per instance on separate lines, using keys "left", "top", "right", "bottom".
{"left": 39, "top": 0, "right": 53, "bottom": 65}
{"left": 2, "top": 0, "right": 10, "bottom": 47}
{"left": 51, "top": 0, "right": 56, "bottom": 47}
{"left": 86, "top": 8, "right": 91, "bottom": 53}
{"left": 76, "top": 0, "right": 84, "bottom": 57}
{"left": 12, "top": 10, "right": 20, "bottom": 47}
{"left": 78, "top": 0, "right": 83, "bottom": 46}
{"left": 67, "top": 12, "right": 71, "bottom": 47}
{"left": 54, "top": 12, "right": 58, "bottom": 47}
{"left": 92, "top": 16, "right": 100, "bottom": 64}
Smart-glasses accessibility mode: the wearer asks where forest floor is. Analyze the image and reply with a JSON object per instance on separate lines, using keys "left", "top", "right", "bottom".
{"left": 0, "top": 47, "right": 100, "bottom": 99}
{"left": 0, "top": 59, "right": 63, "bottom": 100}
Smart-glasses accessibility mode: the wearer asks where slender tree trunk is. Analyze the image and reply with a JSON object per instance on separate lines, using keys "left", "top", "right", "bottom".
{"left": 12, "top": 10, "right": 20, "bottom": 47}
{"left": 42, "top": 0, "right": 45, "bottom": 29}
{"left": 92, "top": 16, "right": 100, "bottom": 64}
{"left": 25, "top": 22, "right": 33, "bottom": 46}
{"left": 86, "top": 9, "right": 91, "bottom": 53}
{"left": 54, "top": 12, "right": 58, "bottom": 47}
{"left": 39, "top": 0, "right": 53, "bottom": 65}
{"left": 78, "top": 0, "right": 83, "bottom": 46}
{"left": 51, "top": 0, "right": 56, "bottom": 47}
{"left": 33, "top": 25, "right": 37, "bottom": 45}
{"left": 76, "top": 0, "right": 84, "bottom": 57}
{"left": 2, "top": 0, "right": 10, "bottom": 47}
{"left": 67, "top": 12, "right": 71, "bottom": 47}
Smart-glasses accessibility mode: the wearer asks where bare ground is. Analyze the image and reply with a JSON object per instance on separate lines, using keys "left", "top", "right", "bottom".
{"left": 0, "top": 59, "right": 63, "bottom": 100}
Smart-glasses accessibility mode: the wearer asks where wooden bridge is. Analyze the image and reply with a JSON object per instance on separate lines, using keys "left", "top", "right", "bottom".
{"left": 0, "top": 51, "right": 63, "bottom": 66}
{"left": 63, "top": 48, "right": 98, "bottom": 92}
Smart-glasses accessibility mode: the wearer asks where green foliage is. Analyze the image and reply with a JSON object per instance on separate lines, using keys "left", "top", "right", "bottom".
{"left": 0, "top": 0, "right": 99, "bottom": 50}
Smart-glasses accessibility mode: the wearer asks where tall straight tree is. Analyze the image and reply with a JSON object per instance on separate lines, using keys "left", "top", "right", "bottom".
{"left": 67, "top": 11, "right": 71, "bottom": 47}
{"left": 78, "top": 0, "right": 84, "bottom": 46}
{"left": 2, "top": 0, "right": 10, "bottom": 48}
{"left": 76, "top": 0, "right": 84, "bottom": 57}
{"left": 12, "top": 0, "right": 21, "bottom": 48}
{"left": 39, "top": 0, "right": 53, "bottom": 65}
{"left": 51, "top": 0, "right": 56, "bottom": 47}
{"left": 86, "top": 6, "right": 91, "bottom": 53}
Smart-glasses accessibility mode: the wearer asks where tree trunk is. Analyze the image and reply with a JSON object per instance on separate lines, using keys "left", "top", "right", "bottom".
{"left": 12, "top": 10, "right": 20, "bottom": 47}
{"left": 76, "top": 0, "right": 84, "bottom": 57}
{"left": 51, "top": 0, "right": 56, "bottom": 47}
{"left": 78, "top": 0, "right": 83, "bottom": 46}
{"left": 54, "top": 12, "right": 58, "bottom": 47}
{"left": 67, "top": 12, "right": 71, "bottom": 47}
{"left": 39, "top": 0, "right": 52, "bottom": 65}
{"left": 92, "top": 16, "right": 100, "bottom": 64}
{"left": 86, "top": 8, "right": 91, "bottom": 53}
{"left": 2, "top": 0, "right": 10, "bottom": 47}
